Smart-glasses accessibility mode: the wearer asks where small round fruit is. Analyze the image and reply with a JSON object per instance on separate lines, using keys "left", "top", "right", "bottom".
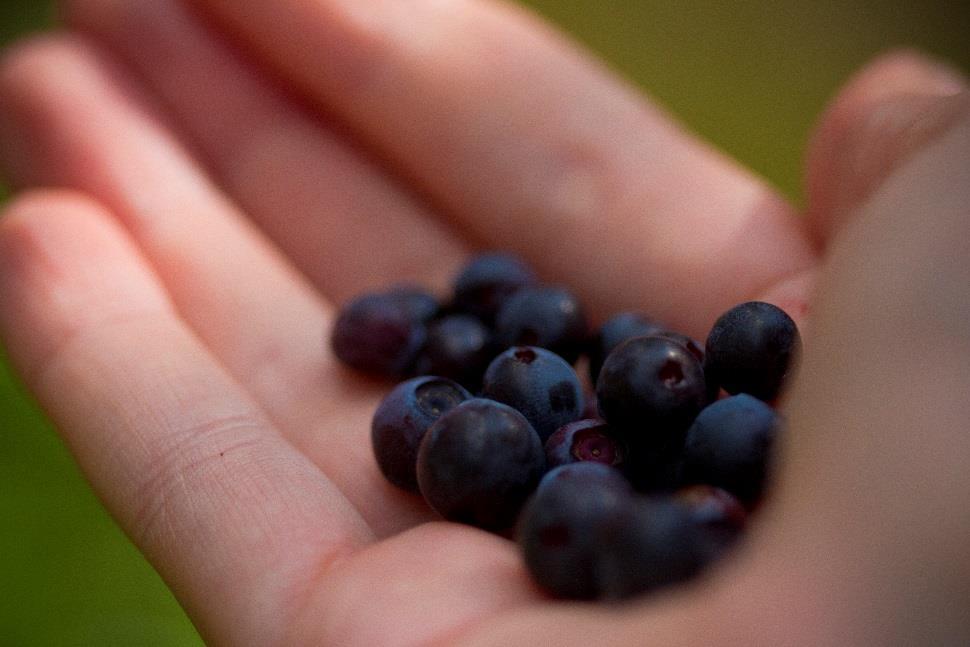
{"left": 681, "top": 394, "right": 781, "bottom": 503}
{"left": 330, "top": 292, "right": 426, "bottom": 378}
{"left": 416, "top": 398, "right": 546, "bottom": 531}
{"left": 452, "top": 252, "right": 537, "bottom": 322}
{"left": 517, "top": 463, "right": 634, "bottom": 600}
{"left": 705, "top": 301, "right": 800, "bottom": 401}
{"left": 494, "top": 286, "right": 589, "bottom": 364}
{"left": 385, "top": 284, "right": 440, "bottom": 323}
{"left": 596, "top": 335, "right": 708, "bottom": 451}
{"left": 371, "top": 376, "right": 472, "bottom": 492}
{"left": 594, "top": 498, "right": 710, "bottom": 600}
{"left": 482, "top": 346, "right": 584, "bottom": 442}
{"left": 422, "top": 314, "right": 494, "bottom": 389}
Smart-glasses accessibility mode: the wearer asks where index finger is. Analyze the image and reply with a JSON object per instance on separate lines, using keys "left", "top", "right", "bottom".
{"left": 190, "top": 0, "right": 817, "bottom": 334}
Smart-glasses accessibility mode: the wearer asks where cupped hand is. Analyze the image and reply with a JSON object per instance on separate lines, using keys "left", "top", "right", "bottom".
{"left": 0, "top": 0, "right": 967, "bottom": 645}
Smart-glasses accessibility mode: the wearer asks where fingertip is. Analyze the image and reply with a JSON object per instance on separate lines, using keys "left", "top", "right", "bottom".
{"left": 0, "top": 188, "right": 171, "bottom": 381}
{"left": 0, "top": 187, "right": 119, "bottom": 268}
{"left": 805, "top": 49, "right": 968, "bottom": 244}
{"left": 0, "top": 33, "right": 104, "bottom": 188}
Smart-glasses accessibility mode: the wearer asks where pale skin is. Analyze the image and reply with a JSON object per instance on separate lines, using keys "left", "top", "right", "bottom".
{"left": 0, "top": 0, "right": 968, "bottom": 645}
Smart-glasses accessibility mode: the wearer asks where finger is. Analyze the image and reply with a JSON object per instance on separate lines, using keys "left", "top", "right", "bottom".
{"left": 748, "top": 116, "right": 970, "bottom": 643}
{"left": 189, "top": 0, "right": 818, "bottom": 335}
{"left": 0, "top": 35, "right": 434, "bottom": 533}
{"left": 805, "top": 49, "right": 969, "bottom": 244}
{"left": 63, "top": 0, "right": 470, "bottom": 300}
{"left": 0, "top": 190, "right": 374, "bottom": 645}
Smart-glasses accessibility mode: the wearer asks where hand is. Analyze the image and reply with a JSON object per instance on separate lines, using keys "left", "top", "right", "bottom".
{"left": 0, "top": 0, "right": 966, "bottom": 644}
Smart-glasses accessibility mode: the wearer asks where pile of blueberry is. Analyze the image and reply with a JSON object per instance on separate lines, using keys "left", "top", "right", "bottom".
{"left": 331, "top": 252, "right": 800, "bottom": 601}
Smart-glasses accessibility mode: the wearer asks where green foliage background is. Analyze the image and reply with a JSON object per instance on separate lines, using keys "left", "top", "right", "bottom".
{"left": 0, "top": 0, "right": 967, "bottom": 644}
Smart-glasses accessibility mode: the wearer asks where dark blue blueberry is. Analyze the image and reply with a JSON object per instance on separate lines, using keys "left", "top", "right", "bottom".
{"left": 330, "top": 292, "right": 427, "bottom": 378}
{"left": 675, "top": 485, "right": 747, "bottom": 561}
{"left": 681, "top": 394, "right": 781, "bottom": 503}
{"left": 704, "top": 301, "right": 800, "bottom": 401}
{"left": 544, "top": 419, "right": 627, "bottom": 471}
{"left": 594, "top": 498, "right": 712, "bottom": 600}
{"left": 494, "top": 286, "right": 589, "bottom": 364}
{"left": 385, "top": 284, "right": 440, "bottom": 323}
{"left": 675, "top": 484, "right": 747, "bottom": 531}
{"left": 517, "top": 463, "right": 635, "bottom": 599}
{"left": 452, "top": 252, "right": 537, "bottom": 323}
{"left": 421, "top": 314, "right": 494, "bottom": 389}
{"left": 416, "top": 398, "right": 546, "bottom": 531}
{"left": 481, "top": 346, "right": 584, "bottom": 442}
{"left": 371, "top": 376, "right": 472, "bottom": 492}
{"left": 588, "top": 312, "right": 665, "bottom": 384}
{"left": 595, "top": 335, "right": 708, "bottom": 452}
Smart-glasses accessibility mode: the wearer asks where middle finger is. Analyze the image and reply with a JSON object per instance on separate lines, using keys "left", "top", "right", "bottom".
{"left": 65, "top": 0, "right": 471, "bottom": 303}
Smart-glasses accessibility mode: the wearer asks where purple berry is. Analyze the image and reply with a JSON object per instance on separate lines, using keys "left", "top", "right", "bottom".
{"left": 422, "top": 314, "right": 494, "bottom": 389}
{"left": 481, "top": 346, "right": 584, "bottom": 443}
{"left": 517, "top": 463, "right": 635, "bottom": 599}
{"left": 330, "top": 292, "right": 427, "bottom": 378}
{"left": 675, "top": 484, "right": 747, "bottom": 531}
{"left": 544, "top": 419, "right": 627, "bottom": 470}
{"left": 705, "top": 301, "right": 800, "bottom": 401}
{"left": 416, "top": 398, "right": 546, "bottom": 530}
{"left": 494, "top": 286, "right": 589, "bottom": 364}
{"left": 682, "top": 394, "right": 781, "bottom": 503}
{"left": 371, "top": 376, "right": 472, "bottom": 492}
{"left": 385, "top": 284, "right": 440, "bottom": 323}
{"left": 594, "top": 498, "right": 711, "bottom": 600}
{"left": 675, "top": 485, "right": 747, "bottom": 560}
{"left": 596, "top": 336, "right": 708, "bottom": 452}
{"left": 452, "top": 252, "right": 537, "bottom": 323}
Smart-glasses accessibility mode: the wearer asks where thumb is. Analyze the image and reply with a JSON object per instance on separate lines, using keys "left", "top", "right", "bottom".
{"left": 805, "top": 49, "right": 968, "bottom": 245}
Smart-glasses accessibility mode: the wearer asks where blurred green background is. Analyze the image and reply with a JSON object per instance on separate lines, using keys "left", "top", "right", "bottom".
{"left": 0, "top": 0, "right": 967, "bottom": 644}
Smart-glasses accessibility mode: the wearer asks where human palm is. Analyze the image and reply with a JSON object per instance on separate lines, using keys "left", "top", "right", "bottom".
{"left": 0, "top": 0, "right": 968, "bottom": 645}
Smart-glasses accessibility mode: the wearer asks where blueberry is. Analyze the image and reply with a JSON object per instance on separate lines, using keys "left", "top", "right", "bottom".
{"left": 416, "top": 398, "right": 546, "bottom": 531}
{"left": 588, "top": 312, "right": 665, "bottom": 384}
{"left": 330, "top": 292, "right": 427, "bottom": 378}
{"left": 481, "top": 346, "right": 584, "bottom": 442}
{"left": 494, "top": 286, "right": 589, "bottom": 364}
{"left": 675, "top": 485, "right": 747, "bottom": 561}
{"left": 705, "top": 301, "right": 800, "bottom": 401}
{"left": 517, "top": 463, "right": 635, "bottom": 599}
{"left": 385, "top": 284, "right": 440, "bottom": 323}
{"left": 544, "top": 419, "right": 627, "bottom": 471}
{"left": 371, "top": 376, "right": 472, "bottom": 492}
{"left": 594, "top": 498, "right": 711, "bottom": 600}
{"left": 675, "top": 484, "right": 747, "bottom": 532}
{"left": 452, "top": 252, "right": 537, "bottom": 323}
{"left": 681, "top": 394, "right": 781, "bottom": 503}
{"left": 596, "top": 335, "right": 708, "bottom": 452}
{"left": 421, "top": 314, "right": 494, "bottom": 389}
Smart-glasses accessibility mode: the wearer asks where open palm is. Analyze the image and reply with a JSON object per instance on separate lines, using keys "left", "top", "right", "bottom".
{"left": 1, "top": 0, "right": 968, "bottom": 645}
